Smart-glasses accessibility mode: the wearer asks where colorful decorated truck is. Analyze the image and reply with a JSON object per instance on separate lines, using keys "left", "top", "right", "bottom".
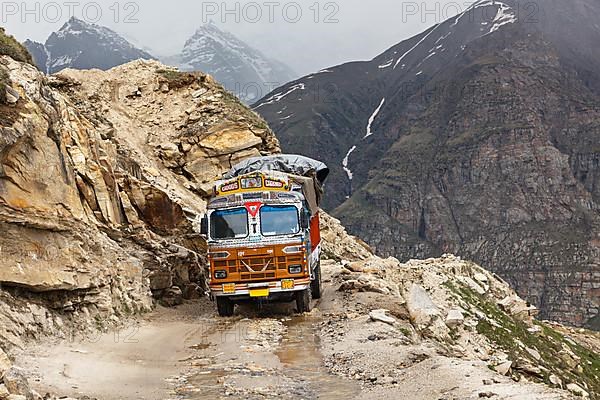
{"left": 200, "top": 155, "right": 329, "bottom": 316}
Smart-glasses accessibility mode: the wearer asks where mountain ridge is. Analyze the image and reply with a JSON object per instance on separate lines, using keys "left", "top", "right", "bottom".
{"left": 175, "top": 22, "right": 297, "bottom": 103}
{"left": 254, "top": 0, "right": 600, "bottom": 328}
{"left": 24, "top": 17, "right": 154, "bottom": 74}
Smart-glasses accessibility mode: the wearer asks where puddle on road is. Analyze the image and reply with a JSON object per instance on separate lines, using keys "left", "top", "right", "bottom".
{"left": 183, "top": 310, "right": 360, "bottom": 400}
{"left": 276, "top": 316, "right": 360, "bottom": 399}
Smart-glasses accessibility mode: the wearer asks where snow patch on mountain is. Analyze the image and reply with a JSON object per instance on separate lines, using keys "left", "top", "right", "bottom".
{"left": 342, "top": 146, "right": 357, "bottom": 181}
{"left": 254, "top": 83, "right": 305, "bottom": 109}
{"left": 365, "top": 98, "right": 385, "bottom": 138}
{"left": 394, "top": 25, "right": 442, "bottom": 69}
{"left": 489, "top": 2, "right": 517, "bottom": 33}
{"left": 378, "top": 59, "right": 394, "bottom": 69}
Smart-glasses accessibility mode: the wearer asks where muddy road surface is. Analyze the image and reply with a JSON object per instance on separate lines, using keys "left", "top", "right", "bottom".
{"left": 17, "top": 300, "right": 360, "bottom": 400}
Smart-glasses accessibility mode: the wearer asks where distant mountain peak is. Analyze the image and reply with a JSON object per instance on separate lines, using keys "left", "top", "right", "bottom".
{"left": 24, "top": 18, "right": 154, "bottom": 74}
{"left": 176, "top": 24, "right": 296, "bottom": 103}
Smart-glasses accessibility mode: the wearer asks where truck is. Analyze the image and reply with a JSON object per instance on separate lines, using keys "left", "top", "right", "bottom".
{"left": 200, "top": 155, "right": 329, "bottom": 316}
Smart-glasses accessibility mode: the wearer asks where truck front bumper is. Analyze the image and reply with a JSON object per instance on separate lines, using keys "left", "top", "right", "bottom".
{"left": 210, "top": 278, "right": 310, "bottom": 298}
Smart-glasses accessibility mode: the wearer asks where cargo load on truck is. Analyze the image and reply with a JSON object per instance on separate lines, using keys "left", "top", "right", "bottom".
{"left": 201, "top": 155, "right": 329, "bottom": 316}
{"left": 223, "top": 154, "right": 329, "bottom": 214}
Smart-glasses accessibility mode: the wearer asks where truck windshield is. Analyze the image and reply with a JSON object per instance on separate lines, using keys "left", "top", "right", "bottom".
{"left": 260, "top": 205, "right": 299, "bottom": 236}
{"left": 210, "top": 208, "right": 248, "bottom": 239}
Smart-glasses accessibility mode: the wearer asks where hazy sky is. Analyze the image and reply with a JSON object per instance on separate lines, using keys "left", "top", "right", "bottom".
{"left": 3, "top": 0, "right": 476, "bottom": 75}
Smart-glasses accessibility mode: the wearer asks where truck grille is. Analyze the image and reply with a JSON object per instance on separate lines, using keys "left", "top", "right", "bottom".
{"left": 213, "top": 255, "right": 304, "bottom": 281}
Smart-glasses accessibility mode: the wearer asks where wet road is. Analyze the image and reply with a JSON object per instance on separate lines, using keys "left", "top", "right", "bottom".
{"left": 180, "top": 304, "right": 360, "bottom": 399}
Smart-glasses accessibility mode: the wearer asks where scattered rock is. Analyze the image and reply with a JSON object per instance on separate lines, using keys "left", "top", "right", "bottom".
{"left": 369, "top": 309, "right": 396, "bottom": 325}
{"left": 473, "top": 273, "right": 489, "bottom": 284}
{"left": 0, "top": 348, "right": 11, "bottom": 376}
{"left": 457, "top": 276, "right": 486, "bottom": 295}
{"left": 407, "top": 284, "right": 439, "bottom": 326}
{"left": 514, "top": 359, "right": 544, "bottom": 377}
{"left": 497, "top": 296, "right": 538, "bottom": 319}
{"left": 0, "top": 384, "right": 9, "bottom": 399}
{"left": 192, "top": 88, "right": 208, "bottom": 98}
{"left": 566, "top": 383, "right": 589, "bottom": 398}
{"left": 2, "top": 367, "right": 29, "bottom": 396}
{"left": 445, "top": 309, "right": 465, "bottom": 328}
{"left": 149, "top": 270, "right": 173, "bottom": 291}
{"left": 161, "top": 286, "right": 184, "bottom": 307}
{"left": 6, "top": 395, "right": 26, "bottom": 400}
{"left": 525, "top": 347, "right": 541, "bottom": 361}
{"left": 549, "top": 374, "right": 562, "bottom": 387}
{"left": 4, "top": 86, "right": 19, "bottom": 104}
{"left": 406, "top": 284, "right": 448, "bottom": 339}
{"left": 183, "top": 283, "right": 203, "bottom": 300}
{"left": 494, "top": 361, "right": 512, "bottom": 376}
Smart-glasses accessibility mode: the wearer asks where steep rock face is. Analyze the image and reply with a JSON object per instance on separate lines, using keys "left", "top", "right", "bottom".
{"left": 0, "top": 56, "right": 279, "bottom": 347}
{"left": 23, "top": 17, "right": 154, "bottom": 74}
{"left": 255, "top": 0, "right": 600, "bottom": 327}
{"left": 177, "top": 23, "right": 296, "bottom": 103}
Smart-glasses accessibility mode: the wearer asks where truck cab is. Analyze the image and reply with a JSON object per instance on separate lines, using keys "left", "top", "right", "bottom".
{"left": 201, "top": 157, "right": 327, "bottom": 317}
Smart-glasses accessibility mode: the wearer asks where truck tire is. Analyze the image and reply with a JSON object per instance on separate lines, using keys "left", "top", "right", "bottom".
{"left": 310, "top": 261, "right": 323, "bottom": 299}
{"left": 216, "top": 297, "right": 234, "bottom": 317}
{"left": 295, "top": 288, "right": 312, "bottom": 313}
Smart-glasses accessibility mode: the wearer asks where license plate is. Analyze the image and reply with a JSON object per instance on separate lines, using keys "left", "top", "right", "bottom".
{"left": 249, "top": 288, "right": 270, "bottom": 298}
{"left": 281, "top": 279, "right": 295, "bottom": 290}
{"left": 222, "top": 283, "right": 236, "bottom": 294}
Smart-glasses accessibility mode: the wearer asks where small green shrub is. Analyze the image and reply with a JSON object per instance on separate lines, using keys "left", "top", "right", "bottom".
{"left": 0, "top": 28, "right": 33, "bottom": 64}
{"left": 0, "top": 67, "right": 8, "bottom": 103}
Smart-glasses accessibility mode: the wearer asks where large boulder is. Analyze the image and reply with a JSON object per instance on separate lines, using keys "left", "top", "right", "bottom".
{"left": 406, "top": 284, "right": 448, "bottom": 339}
{"left": 1, "top": 368, "right": 29, "bottom": 397}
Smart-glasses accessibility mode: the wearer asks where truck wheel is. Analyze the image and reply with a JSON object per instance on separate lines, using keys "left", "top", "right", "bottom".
{"left": 295, "top": 288, "right": 312, "bottom": 313}
{"left": 216, "top": 297, "right": 234, "bottom": 317}
{"left": 310, "top": 261, "right": 323, "bottom": 299}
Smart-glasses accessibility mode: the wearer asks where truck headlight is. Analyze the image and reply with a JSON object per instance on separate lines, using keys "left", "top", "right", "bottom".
{"left": 288, "top": 265, "right": 302, "bottom": 274}
{"left": 209, "top": 251, "right": 230, "bottom": 259}
{"left": 214, "top": 270, "right": 227, "bottom": 279}
{"left": 283, "top": 245, "right": 304, "bottom": 254}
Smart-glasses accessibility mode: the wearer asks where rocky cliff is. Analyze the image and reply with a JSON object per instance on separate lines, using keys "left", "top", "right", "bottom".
{"left": 0, "top": 47, "right": 279, "bottom": 349}
{"left": 254, "top": 0, "right": 600, "bottom": 328}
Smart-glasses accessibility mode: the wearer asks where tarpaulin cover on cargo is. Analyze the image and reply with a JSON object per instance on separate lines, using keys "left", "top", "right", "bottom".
{"left": 224, "top": 155, "right": 329, "bottom": 214}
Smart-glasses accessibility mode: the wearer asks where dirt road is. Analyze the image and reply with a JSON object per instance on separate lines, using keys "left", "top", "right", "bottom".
{"left": 16, "top": 299, "right": 359, "bottom": 400}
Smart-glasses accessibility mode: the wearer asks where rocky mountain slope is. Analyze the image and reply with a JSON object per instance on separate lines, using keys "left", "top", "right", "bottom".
{"left": 0, "top": 40, "right": 278, "bottom": 353}
{"left": 254, "top": 0, "right": 600, "bottom": 328}
{"left": 24, "top": 17, "right": 154, "bottom": 74}
{"left": 318, "top": 214, "right": 599, "bottom": 399}
{"left": 176, "top": 23, "right": 296, "bottom": 103}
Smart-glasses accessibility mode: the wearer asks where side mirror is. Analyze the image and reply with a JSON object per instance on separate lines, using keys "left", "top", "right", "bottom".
{"left": 200, "top": 215, "right": 208, "bottom": 236}
{"left": 300, "top": 212, "right": 310, "bottom": 230}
